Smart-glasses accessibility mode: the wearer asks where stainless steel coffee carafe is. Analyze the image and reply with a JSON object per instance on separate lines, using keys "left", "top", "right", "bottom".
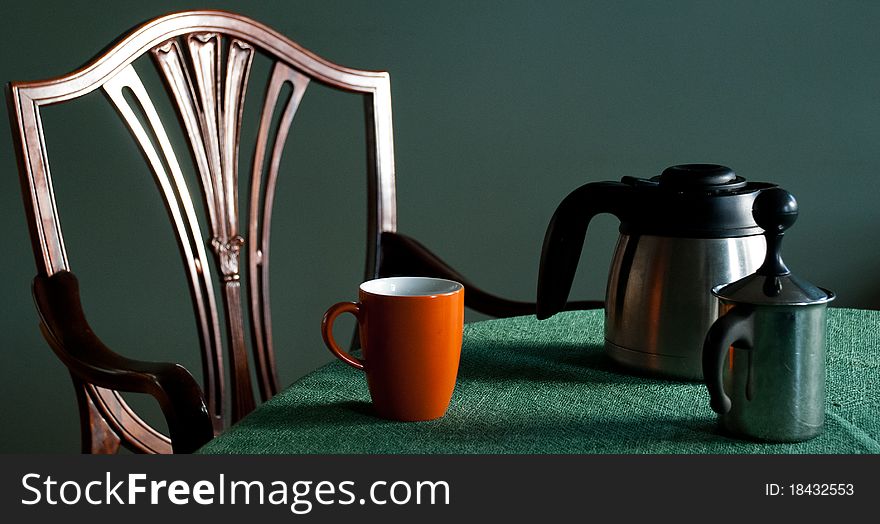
{"left": 703, "top": 188, "right": 834, "bottom": 442}
{"left": 537, "top": 164, "right": 776, "bottom": 380}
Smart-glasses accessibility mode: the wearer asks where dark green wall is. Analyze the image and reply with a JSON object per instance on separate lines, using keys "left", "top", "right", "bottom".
{"left": 3, "top": 0, "right": 879, "bottom": 452}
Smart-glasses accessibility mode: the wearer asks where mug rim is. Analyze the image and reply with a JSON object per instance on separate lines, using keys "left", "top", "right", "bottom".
{"left": 359, "top": 276, "right": 463, "bottom": 298}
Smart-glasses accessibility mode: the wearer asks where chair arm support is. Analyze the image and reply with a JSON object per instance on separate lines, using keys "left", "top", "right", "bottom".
{"left": 32, "top": 271, "right": 214, "bottom": 453}
{"left": 378, "top": 232, "right": 602, "bottom": 317}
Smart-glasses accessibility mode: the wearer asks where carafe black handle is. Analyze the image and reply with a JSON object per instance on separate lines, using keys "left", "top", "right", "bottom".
{"left": 702, "top": 305, "right": 755, "bottom": 414}
{"left": 536, "top": 181, "right": 631, "bottom": 319}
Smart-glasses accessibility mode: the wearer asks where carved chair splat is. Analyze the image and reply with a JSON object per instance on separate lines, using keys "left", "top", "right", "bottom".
{"left": 8, "top": 10, "right": 596, "bottom": 454}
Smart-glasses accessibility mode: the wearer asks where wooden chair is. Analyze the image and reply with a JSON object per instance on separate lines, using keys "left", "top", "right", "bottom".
{"left": 10, "top": 10, "right": 596, "bottom": 454}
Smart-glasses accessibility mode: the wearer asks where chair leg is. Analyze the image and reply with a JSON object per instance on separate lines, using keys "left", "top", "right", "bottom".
{"left": 71, "top": 374, "right": 121, "bottom": 454}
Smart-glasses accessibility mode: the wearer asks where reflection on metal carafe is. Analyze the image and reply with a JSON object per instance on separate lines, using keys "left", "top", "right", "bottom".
{"left": 605, "top": 235, "right": 765, "bottom": 380}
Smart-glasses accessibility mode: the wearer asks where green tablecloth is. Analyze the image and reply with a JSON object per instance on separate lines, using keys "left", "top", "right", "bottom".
{"left": 198, "top": 308, "right": 880, "bottom": 454}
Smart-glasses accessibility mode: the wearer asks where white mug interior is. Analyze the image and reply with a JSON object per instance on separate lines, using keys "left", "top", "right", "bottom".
{"left": 360, "top": 277, "right": 463, "bottom": 297}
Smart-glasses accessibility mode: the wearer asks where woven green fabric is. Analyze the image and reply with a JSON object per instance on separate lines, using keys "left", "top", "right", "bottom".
{"left": 199, "top": 308, "right": 880, "bottom": 454}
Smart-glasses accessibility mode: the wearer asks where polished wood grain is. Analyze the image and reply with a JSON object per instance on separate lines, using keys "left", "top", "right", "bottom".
{"left": 35, "top": 272, "right": 210, "bottom": 453}
{"left": 248, "top": 62, "right": 309, "bottom": 401}
{"left": 153, "top": 33, "right": 258, "bottom": 423}
{"left": 102, "top": 63, "right": 225, "bottom": 433}
{"left": 8, "top": 9, "right": 566, "bottom": 454}
{"left": 9, "top": 10, "right": 398, "bottom": 453}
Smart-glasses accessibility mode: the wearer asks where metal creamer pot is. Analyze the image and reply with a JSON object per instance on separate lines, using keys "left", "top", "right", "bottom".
{"left": 703, "top": 188, "right": 834, "bottom": 442}
{"left": 537, "top": 164, "right": 777, "bottom": 380}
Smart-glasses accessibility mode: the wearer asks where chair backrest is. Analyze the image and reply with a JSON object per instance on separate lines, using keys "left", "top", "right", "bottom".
{"left": 8, "top": 10, "right": 397, "bottom": 453}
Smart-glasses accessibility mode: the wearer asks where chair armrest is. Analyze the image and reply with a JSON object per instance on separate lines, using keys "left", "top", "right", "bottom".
{"left": 378, "top": 232, "right": 602, "bottom": 317}
{"left": 32, "top": 271, "right": 214, "bottom": 453}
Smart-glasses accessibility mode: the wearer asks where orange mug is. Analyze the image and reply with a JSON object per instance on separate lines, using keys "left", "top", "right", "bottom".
{"left": 321, "top": 277, "right": 464, "bottom": 421}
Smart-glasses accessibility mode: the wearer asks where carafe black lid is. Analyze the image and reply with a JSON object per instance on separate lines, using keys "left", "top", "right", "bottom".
{"left": 618, "top": 163, "right": 773, "bottom": 238}
{"left": 657, "top": 164, "right": 747, "bottom": 192}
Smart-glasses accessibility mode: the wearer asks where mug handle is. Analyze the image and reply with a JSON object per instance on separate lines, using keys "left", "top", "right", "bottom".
{"left": 321, "top": 302, "right": 365, "bottom": 370}
{"left": 702, "top": 305, "right": 754, "bottom": 415}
